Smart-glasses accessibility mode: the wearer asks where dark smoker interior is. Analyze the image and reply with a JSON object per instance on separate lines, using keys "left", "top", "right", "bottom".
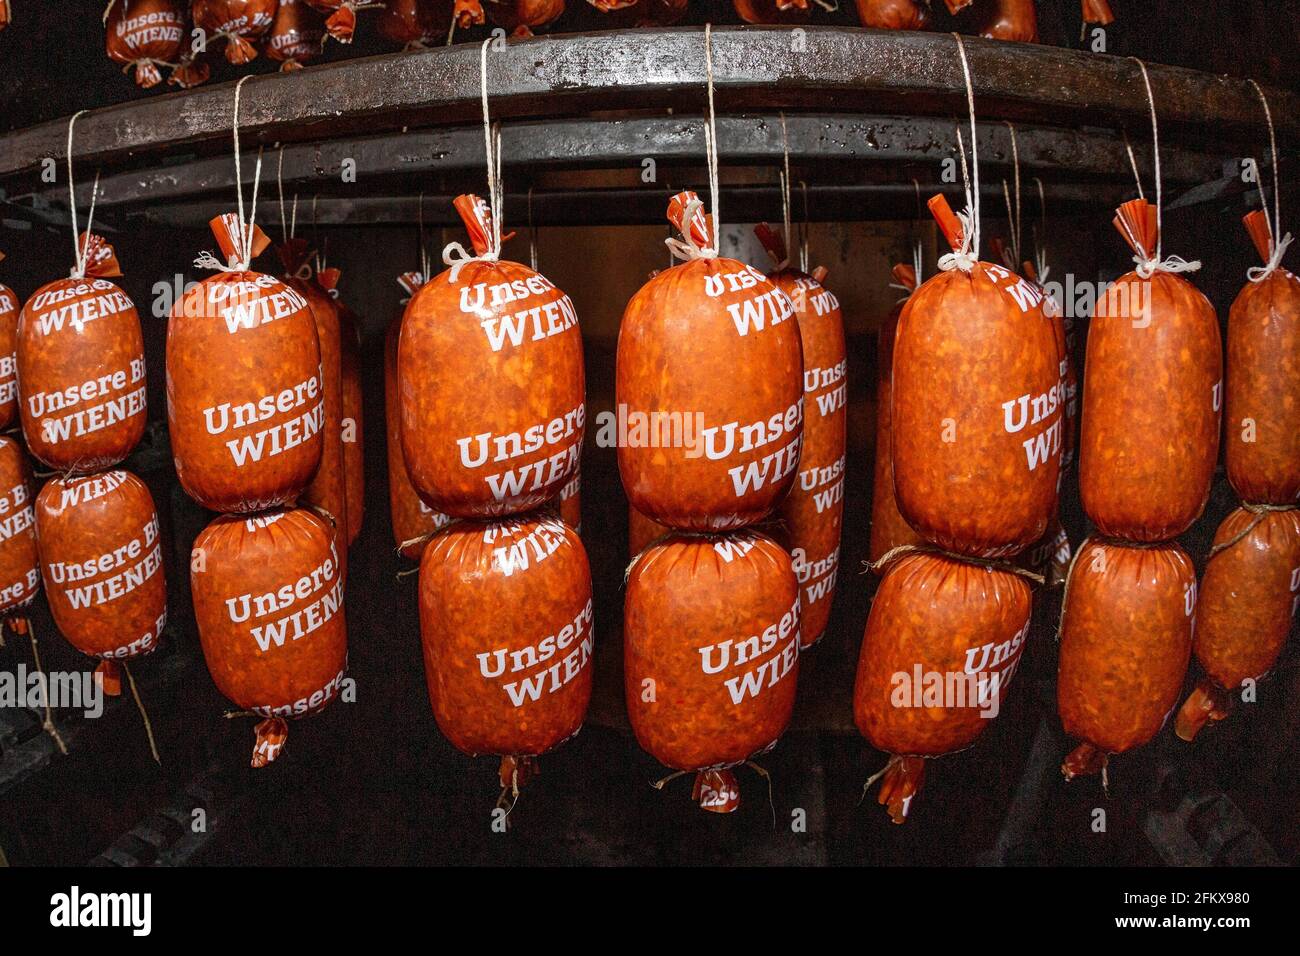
{"left": 0, "top": 0, "right": 1297, "bottom": 866}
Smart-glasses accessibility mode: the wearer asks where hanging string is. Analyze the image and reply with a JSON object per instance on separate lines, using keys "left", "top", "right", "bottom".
{"left": 939, "top": 33, "right": 980, "bottom": 273}
{"left": 527, "top": 185, "right": 538, "bottom": 272}
{"left": 1004, "top": 122, "right": 1021, "bottom": 267}
{"left": 275, "top": 146, "right": 300, "bottom": 243}
{"left": 663, "top": 24, "right": 723, "bottom": 263}
{"left": 1121, "top": 131, "right": 1145, "bottom": 201}
{"left": 799, "top": 180, "right": 810, "bottom": 275}
{"left": 417, "top": 191, "right": 430, "bottom": 278}
{"left": 1033, "top": 176, "right": 1050, "bottom": 283}
{"left": 65, "top": 110, "right": 104, "bottom": 280}
{"left": 442, "top": 38, "right": 505, "bottom": 280}
{"left": 1246, "top": 80, "right": 1291, "bottom": 281}
{"left": 1128, "top": 59, "right": 1200, "bottom": 278}
{"left": 194, "top": 75, "right": 265, "bottom": 272}
{"left": 777, "top": 113, "right": 792, "bottom": 270}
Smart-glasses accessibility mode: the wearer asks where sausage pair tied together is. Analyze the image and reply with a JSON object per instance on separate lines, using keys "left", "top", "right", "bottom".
{"left": 105, "top": 0, "right": 186, "bottom": 88}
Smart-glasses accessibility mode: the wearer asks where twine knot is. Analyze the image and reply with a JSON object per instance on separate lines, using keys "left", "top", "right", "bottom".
{"left": 1133, "top": 253, "right": 1202, "bottom": 279}
{"left": 1247, "top": 232, "right": 1293, "bottom": 282}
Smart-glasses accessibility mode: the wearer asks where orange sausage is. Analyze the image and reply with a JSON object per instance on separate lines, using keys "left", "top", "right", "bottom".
{"left": 34, "top": 470, "right": 166, "bottom": 677}
{"left": 478, "top": 0, "right": 564, "bottom": 36}
{"left": 191, "top": 0, "right": 277, "bottom": 63}
{"left": 0, "top": 436, "right": 39, "bottom": 617}
{"left": 1058, "top": 539, "right": 1194, "bottom": 778}
{"left": 305, "top": 0, "right": 367, "bottom": 42}
{"left": 628, "top": 503, "right": 670, "bottom": 557}
{"left": 892, "top": 197, "right": 1062, "bottom": 558}
{"left": 399, "top": 195, "right": 584, "bottom": 519}
{"left": 266, "top": 0, "right": 325, "bottom": 71}
{"left": 756, "top": 225, "right": 846, "bottom": 646}
{"left": 854, "top": 551, "right": 1032, "bottom": 823}
{"left": 854, "top": 0, "right": 930, "bottom": 29}
{"left": 617, "top": 192, "right": 804, "bottom": 531}
{"left": 732, "top": 0, "right": 810, "bottom": 25}
{"left": 869, "top": 264, "right": 924, "bottom": 569}
{"left": 105, "top": 0, "right": 186, "bottom": 87}
{"left": 624, "top": 531, "right": 800, "bottom": 812}
{"left": 0, "top": 278, "right": 18, "bottom": 429}
{"left": 167, "top": 219, "right": 325, "bottom": 514}
{"left": 339, "top": 303, "right": 364, "bottom": 546}
{"left": 1224, "top": 211, "right": 1300, "bottom": 505}
{"left": 191, "top": 507, "right": 348, "bottom": 767}
{"left": 585, "top": 0, "right": 686, "bottom": 27}
{"left": 377, "top": 0, "right": 453, "bottom": 48}
{"left": 1079, "top": 200, "right": 1222, "bottom": 540}
{"left": 418, "top": 515, "right": 593, "bottom": 786}
{"left": 975, "top": 0, "right": 1039, "bottom": 42}
{"left": 1081, "top": 0, "right": 1115, "bottom": 26}
{"left": 18, "top": 236, "right": 147, "bottom": 473}
{"left": 1176, "top": 508, "right": 1300, "bottom": 740}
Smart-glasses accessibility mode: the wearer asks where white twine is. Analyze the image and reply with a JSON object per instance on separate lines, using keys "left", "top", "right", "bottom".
{"left": 65, "top": 110, "right": 101, "bottom": 280}
{"left": 1246, "top": 79, "right": 1291, "bottom": 282}
{"left": 938, "top": 33, "right": 980, "bottom": 274}
{"left": 443, "top": 38, "right": 505, "bottom": 282}
{"left": 666, "top": 24, "right": 722, "bottom": 262}
{"left": 798, "top": 179, "right": 810, "bottom": 275}
{"left": 1005, "top": 121, "right": 1021, "bottom": 267}
{"left": 195, "top": 75, "right": 264, "bottom": 272}
{"left": 774, "top": 112, "right": 792, "bottom": 271}
{"left": 1129, "top": 59, "right": 1201, "bottom": 278}
{"left": 276, "top": 146, "right": 301, "bottom": 243}
{"left": 1033, "top": 176, "right": 1050, "bottom": 284}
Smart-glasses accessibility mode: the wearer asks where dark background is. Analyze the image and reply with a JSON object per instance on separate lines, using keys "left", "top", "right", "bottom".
{"left": 0, "top": 0, "right": 1297, "bottom": 866}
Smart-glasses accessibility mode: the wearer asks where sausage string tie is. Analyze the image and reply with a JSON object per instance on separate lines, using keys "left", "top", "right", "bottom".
{"left": 442, "top": 39, "right": 505, "bottom": 282}
{"left": 939, "top": 34, "right": 980, "bottom": 274}
{"left": 665, "top": 23, "right": 721, "bottom": 262}
{"left": 194, "top": 75, "right": 265, "bottom": 273}
{"left": 1125, "top": 59, "right": 1201, "bottom": 278}
{"left": 1246, "top": 80, "right": 1291, "bottom": 282}
{"left": 21, "top": 619, "right": 68, "bottom": 755}
{"left": 1032, "top": 177, "right": 1050, "bottom": 284}
{"left": 64, "top": 111, "right": 103, "bottom": 281}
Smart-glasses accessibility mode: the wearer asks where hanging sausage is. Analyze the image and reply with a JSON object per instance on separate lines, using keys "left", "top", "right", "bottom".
{"left": 1058, "top": 540, "right": 1195, "bottom": 777}
{"left": 267, "top": 0, "right": 325, "bottom": 71}
{"left": 386, "top": 275, "right": 450, "bottom": 559}
{"left": 0, "top": 436, "right": 39, "bottom": 620}
{"left": 584, "top": 0, "right": 686, "bottom": 27}
{"left": 625, "top": 531, "right": 800, "bottom": 812}
{"left": 0, "top": 254, "right": 17, "bottom": 429}
{"left": 868, "top": 262, "right": 924, "bottom": 569}
{"left": 399, "top": 194, "right": 585, "bottom": 519}
{"left": 377, "top": 0, "right": 452, "bottom": 48}
{"left": 617, "top": 190, "right": 804, "bottom": 531}
{"left": 18, "top": 233, "right": 147, "bottom": 474}
{"left": 104, "top": 0, "right": 187, "bottom": 89}
{"left": 1081, "top": 0, "right": 1114, "bottom": 25}
{"left": 167, "top": 215, "right": 325, "bottom": 513}
{"left": 480, "top": 0, "right": 565, "bottom": 36}
{"left": 855, "top": 0, "right": 930, "bottom": 29}
{"left": 892, "top": 193, "right": 1062, "bottom": 558}
{"left": 192, "top": 507, "right": 348, "bottom": 767}
{"left": 34, "top": 470, "right": 166, "bottom": 692}
{"left": 733, "top": 0, "right": 811, "bottom": 25}
{"left": 754, "top": 222, "right": 845, "bottom": 647}
{"left": 854, "top": 551, "right": 1032, "bottom": 822}
{"left": 191, "top": 0, "right": 276, "bottom": 64}
{"left": 306, "top": 0, "right": 378, "bottom": 41}
{"left": 974, "top": 0, "right": 1039, "bottom": 42}
{"left": 338, "top": 302, "right": 364, "bottom": 547}
{"left": 419, "top": 515, "right": 593, "bottom": 797}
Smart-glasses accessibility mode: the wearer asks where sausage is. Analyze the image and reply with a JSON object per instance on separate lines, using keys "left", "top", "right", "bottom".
{"left": 0, "top": 276, "right": 18, "bottom": 429}
{"left": 617, "top": 191, "right": 804, "bottom": 531}
{"left": 1079, "top": 200, "right": 1222, "bottom": 540}
{"left": 854, "top": 551, "right": 1032, "bottom": 823}
{"left": 190, "top": 0, "right": 277, "bottom": 63}
{"left": 478, "top": 0, "right": 564, "bottom": 36}
{"left": 338, "top": 302, "right": 364, "bottom": 547}
{"left": 975, "top": 0, "right": 1040, "bottom": 42}
{"left": 943, "top": 0, "right": 974, "bottom": 11}
{"left": 628, "top": 504, "right": 670, "bottom": 556}
{"left": 869, "top": 264, "right": 924, "bottom": 569}
{"left": 451, "top": 0, "right": 485, "bottom": 29}
{"left": 891, "top": 196, "right": 1062, "bottom": 558}
{"left": 1224, "top": 211, "right": 1300, "bottom": 505}
{"left": 266, "top": 0, "right": 324, "bottom": 71}
{"left": 732, "top": 0, "right": 810, "bottom": 25}
{"left": 1175, "top": 507, "right": 1300, "bottom": 740}
{"left": 854, "top": 0, "right": 930, "bottom": 29}
{"left": 624, "top": 530, "right": 800, "bottom": 812}
{"left": 418, "top": 515, "right": 593, "bottom": 786}
{"left": 191, "top": 507, "right": 348, "bottom": 767}
{"left": 1057, "top": 538, "right": 1195, "bottom": 778}
{"left": 385, "top": 309, "right": 450, "bottom": 559}
{"left": 18, "top": 235, "right": 147, "bottom": 474}
{"left": 305, "top": 0, "right": 375, "bottom": 40}
{"left": 755, "top": 225, "right": 845, "bottom": 647}
{"left": 377, "top": 0, "right": 451, "bottom": 48}
{"left": 585, "top": 0, "right": 686, "bottom": 27}
{"left": 167, "top": 216, "right": 324, "bottom": 513}
{"left": 399, "top": 195, "right": 584, "bottom": 519}
{"left": 1081, "top": 0, "right": 1115, "bottom": 25}
{"left": 556, "top": 469, "right": 581, "bottom": 531}
{"left": 105, "top": 0, "right": 186, "bottom": 88}
{"left": 0, "top": 436, "right": 40, "bottom": 618}
{"left": 34, "top": 470, "right": 166, "bottom": 691}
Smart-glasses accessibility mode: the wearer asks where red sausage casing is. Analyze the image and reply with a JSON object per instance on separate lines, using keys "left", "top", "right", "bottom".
{"left": 266, "top": 0, "right": 325, "bottom": 70}
{"left": 624, "top": 531, "right": 800, "bottom": 785}
{"left": 618, "top": 192, "right": 804, "bottom": 531}
{"left": 167, "top": 241, "right": 324, "bottom": 513}
{"left": 855, "top": 0, "right": 930, "bottom": 29}
{"left": 1079, "top": 200, "right": 1222, "bottom": 540}
{"left": 418, "top": 515, "right": 593, "bottom": 760}
{"left": 35, "top": 470, "right": 166, "bottom": 662}
{"left": 19, "top": 242, "right": 147, "bottom": 472}
{"left": 0, "top": 279, "right": 18, "bottom": 429}
{"left": 0, "top": 437, "right": 40, "bottom": 616}
{"left": 975, "top": 0, "right": 1039, "bottom": 42}
{"left": 191, "top": 0, "right": 277, "bottom": 63}
{"left": 1058, "top": 539, "right": 1194, "bottom": 772}
{"left": 892, "top": 243, "right": 1061, "bottom": 558}
{"left": 1224, "top": 214, "right": 1300, "bottom": 505}
{"left": 399, "top": 195, "right": 584, "bottom": 518}
{"left": 377, "top": 0, "right": 452, "bottom": 48}
{"left": 105, "top": 0, "right": 186, "bottom": 87}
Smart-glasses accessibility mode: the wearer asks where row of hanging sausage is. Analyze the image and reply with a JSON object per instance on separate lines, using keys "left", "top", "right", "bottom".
{"left": 87, "top": 1, "right": 1119, "bottom": 91}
